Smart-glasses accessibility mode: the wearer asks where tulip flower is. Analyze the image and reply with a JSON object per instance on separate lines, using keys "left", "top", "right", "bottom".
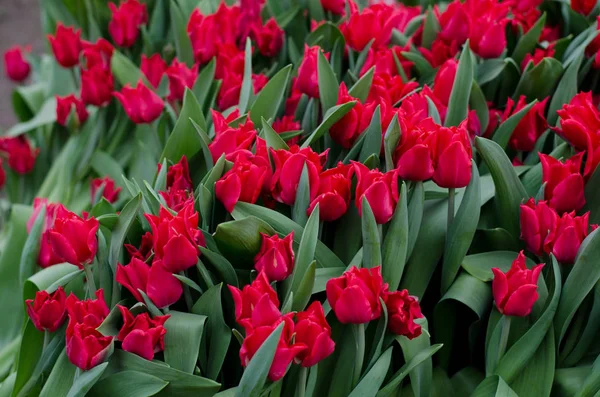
{"left": 108, "top": 0, "right": 148, "bottom": 48}
{"left": 503, "top": 96, "right": 549, "bottom": 152}
{"left": 4, "top": 46, "right": 31, "bottom": 82}
{"left": 141, "top": 54, "right": 167, "bottom": 88}
{"left": 326, "top": 266, "right": 386, "bottom": 324}
{"left": 187, "top": 4, "right": 240, "bottom": 64}
{"left": 308, "top": 163, "right": 352, "bottom": 222}
{"left": 427, "top": 121, "right": 473, "bottom": 189}
{"left": 352, "top": 162, "right": 399, "bottom": 224}
{"left": 82, "top": 38, "right": 113, "bottom": 70}
{"left": 296, "top": 46, "right": 326, "bottom": 99}
{"left": 433, "top": 59, "right": 458, "bottom": 108}
{"left": 81, "top": 64, "right": 114, "bottom": 106}
{"left": 159, "top": 189, "right": 195, "bottom": 212}
{"left": 0, "top": 135, "right": 40, "bottom": 174}
{"left": 571, "top": 0, "right": 596, "bottom": 15}
{"left": 144, "top": 203, "right": 205, "bottom": 273}
{"left": 65, "top": 290, "right": 110, "bottom": 333}
{"left": 56, "top": 94, "right": 89, "bottom": 127}
{"left": 521, "top": 46, "right": 555, "bottom": 71}
{"left": 492, "top": 251, "right": 544, "bottom": 316}
{"left": 116, "top": 258, "right": 150, "bottom": 302}
{"left": 228, "top": 272, "right": 280, "bottom": 328}
{"left": 27, "top": 198, "right": 70, "bottom": 268}
{"left": 394, "top": 117, "right": 436, "bottom": 182}
{"left": 124, "top": 232, "right": 153, "bottom": 262}
{"left": 66, "top": 323, "right": 113, "bottom": 370}
{"left": 215, "top": 152, "right": 270, "bottom": 212}
{"left": 367, "top": 72, "right": 419, "bottom": 108}
{"left": 272, "top": 116, "right": 301, "bottom": 145}
{"left": 114, "top": 80, "right": 164, "bottom": 124}
{"left": 47, "top": 210, "right": 99, "bottom": 268}
{"left": 329, "top": 83, "right": 375, "bottom": 149}
{"left": 254, "top": 233, "right": 295, "bottom": 282}
{"left": 383, "top": 289, "right": 423, "bottom": 339}
{"left": 25, "top": 287, "right": 67, "bottom": 332}
{"left": 166, "top": 59, "right": 198, "bottom": 102}
{"left": 117, "top": 306, "right": 169, "bottom": 360}
{"left": 208, "top": 117, "right": 257, "bottom": 162}
{"left": 146, "top": 260, "right": 184, "bottom": 308}
{"left": 250, "top": 18, "right": 284, "bottom": 57}
{"left": 540, "top": 153, "right": 585, "bottom": 214}
{"left": 321, "top": 0, "right": 345, "bottom": 15}
{"left": 47, "top": 23, "right": 81, "bottom": 68}
{"left": 294, "top": 302, "right": 335, "bottom": 367}
{"left": 360, "top": 46, "right": 413, "bottom": 78}
{"left": 552, "top": 211, "right": 597, "bottom": 264}
{"left": 90, "top": 176, "right": 121, "bottom": 204}
{"left": 438, "top": 1, "right": 471, "bottom": 46}
{"left": 162, "top": 156, "right": 193, "bottom": 191}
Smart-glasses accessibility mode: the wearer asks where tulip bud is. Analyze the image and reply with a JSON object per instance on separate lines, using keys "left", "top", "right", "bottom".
{"left": 82, "top": 38, "right": 113, "bottom": 70}
{"left": 438, "top": 2, "right": 471, "bottom": 46}
{"left": 0, "top": 135, "right": 40, "bottom": 174}
{"left": 114, "top": 80, "right": 164, "bottom": 124}
{"left": 47, "top": 24, "right": 82, "bottom": 68}
{"left": 540, "top": 153, "right": 586, "bottom": 214}
{"left": 254, "top": 233, "right": 295, "bottom": 282}
{"left": 492, "top": 252, "right": 544, "bottom": 316}
{"left": 47, "top": 211, "right": 99, "bottom": 268}
{"left": 187, "top": 4, "right": 240, "bottom": 64}
{"left": 471, "top": 19, "right": 508, "bottom": 59}
{"left": 27, "top": 198, "right": 70, "bottom": 268}
{"left": 159, "top": 189, "right": 195, "bottom": 212}
{"left": 141, "top": 54, "right": 167, "bottom": 88}
{"left": 250, "top": 18, "right": 283, "bottom": 57}
{"left": 326, "top": 266, "right": 386, "bottom": 324}
{"left": 433, "top": 59, "right": 458, "bottom": 108}
{"left": 571, "top": 0, "right": 596, "bottom": 15}
{"left": 321, "top": 0, "right": 345, "bottom": 15}
{"left": 166, "top": 59, "right": 198, "bottom": 102}
{"left": 427, "top": 121, "right": 473, "bottom": 189}
{"left": 215, "top": 153, "right": 269, "bottom": 212}
{"left": 4, "top": 46, "right": 31, "bottom": 82}
{"left": 520, "top": 198, "right": 559, "bottom": 257}
{"left": 90, "top": 176, "right": 121, "bottom": 204}
{"left": 66, "top": 323, "right": 113, "bottom": 370}
{"left": 383, "top": 289, "right": 423, "bottom": 339}
{"left": 56, "top": 94, "right": 89, "bottom": 128}
{"left": 503, "top": 96, "right": 549, "bottom": 152}
{"left": 352, "top": 162, "right": 399, "bottom": 224}
{"left": 108, "top": 0, "right": 148, "bottom": 48}
{"left": 117, "top": 306, "right": 169, "bottom": 360}
{"left": 162, "top": 156, "right": 193, "bottom": 191}
{"left": 81, "top": 64, "right": 114, "bottom": 106}
{"left": 296, "top": 46, "right": 327, "bottom": 99}
{"left": 294, "top": 302, "right": 335, "bottom": 367}
{"left": 66, "top": 290, "right": 110, "bottom": 333}
{"left": 228, "top": 272, "right": 280, "bottom": 328}
{"left": 330, "top": 83, "right": 374, "bottom": 149}
{"left": 25, "top": 287, "right": 67, "bottom": 332}
{"left": 308, "top": 163, "right": 352, "bottom": 222}
{"left": 552, "top": 211, "right": 597, "bottom": 264}
{"left": 394, "top": 117, "right": 436, "bottom": 182}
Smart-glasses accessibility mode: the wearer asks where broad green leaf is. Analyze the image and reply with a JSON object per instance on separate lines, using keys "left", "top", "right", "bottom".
{"left": 90, "top": 151, "right": 126, "bottom": 190}
{"left": 261, "top": 118, "right": 289, "bottom": 150}
{"left": 318, "top": 51, "right": 339, "bottom": 113}
{"left": 39, "top": 350, "right": 76, "bottom": 397}
{"left": 110, "top": 51, "right": 145, "bottom": 87}
{"left": 19, "top": 205, "right": 46, "bottom": 286}
{"left": 164, "top": 311, "right": 206, "bottom": 374}
{"left": 513, "top": 58, "right": 563, "bottom": 101}
{"left": 575, "top": 354, "right": 600, "bottom": 397}
{"left": 359, "top": 106, "right": 382, "bottom": 163}
{"left": 301, "top": 102, "right": 357, "bottom": 148}
{"left": 470, "top": 82, "right": 489, "bottom": 133}
{"left": 382, "top": 183, "right": 408, "bottom": 291}
{"left": 213, "top": 217, "right": 276, "bottom": 267}
{"left": 349, "top": 347, "right": 393, "bottom": 397}
{"left": 286, "top": 205, "right": 319, "bottom": 300}
{"left": 170, "top": 1, "right": 194, "bottom": 66}
{"left": 407, "top": 181, "right": 424, "bottom": 259}
{"left": 11, "top": 320, "right": 44, "bottom": 397}
{"left": 512, "top": 13, "right": 546, "bottom": 66}
{"left": 5, "top": 98, "right": 57, "bottom": 137}
{"left": 192, "top": 58, "right": 216, "bottom": 116}
{"left": 508, "top": 329, "right": 555, "bottom": 397}
{"left": 548, "top": 52, "right": 584, "bottom": 126}
{"left": 238, "top": 39, "right": 253, "bottom": 114}
{"left": 87, "top": 371, "right": 168, "bottom": 397}
{"left": 462, "top": 251, "right": 537, "bottom": 282}
{"left": 426, "top": 96, "right": 441, "bottom": 125}
{"left": 397, "top": 319, "right": 433, "bottom": 397}
{"left": 250, "top": 65, "right": 292, "bottom": 125}
{"left": 477, "top": 58, "right": 506, "bottom": 86}
{"left": 400, "top": 51, "right": 434, "bottom": 80}
{"left": 199, "top": 247, "right": 239, "bottom": 288}
{"left": 470, "top": 375, "right": 518, "bottom": 397}
{"left": 422, "top": 7, "right": 440, "bottom": 49}
{"left": 349, "top": 66, "right": 375, "bottom": 102}
{"left": 292, "top": 261, "right": 316, "bottom": 312}
{"left": 445, "top": 44, "right": 474, "bottom": 127}
{"left": 383, "top": 114, "right": 401, "bottom": 172}
{"left": 492, "top": 99, "right": 538, "bottom": 150}
{"left": 361, "top": 199, "right": 381, "bottom": 269}
{"left": 366, "top": 301, "right": 388, "bottom": 373}
{"left": 108, "top": 194, "right": 142, "bottom": 275}
{"left": 161, "top": 89, "right": 205, "bottom": 163}
{"left": 66, "top": 362, "right": 109, "bottom": 397}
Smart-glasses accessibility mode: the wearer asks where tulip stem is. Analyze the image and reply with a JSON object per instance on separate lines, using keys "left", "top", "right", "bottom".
{"left": 447, "top": 188, "right": 455, "bottom": 231}
{"left": 70, "top": 68, "right": 79, "bottom": 90}
{"left": 83, "top": 262, "right": 97, "bottom": 297}
{"left": 497, "top": 316, "right": 511, "bottom": 365}
{"left": 352, "top": 323, "right": 365, "bottom": 388}
{"left": 43, "top": 331, "right": 50, "bottom": 352}
{"left": 297, "top": 366, "right": 307, "bottom": 397}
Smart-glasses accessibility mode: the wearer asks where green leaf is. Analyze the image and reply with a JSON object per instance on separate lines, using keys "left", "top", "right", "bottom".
{"left": 475, "top": 137, "right": 528, "bottom": 239}
{"left": 383, "top": 114, "right": 401, "bottom": 172}
{"left": 376, "top": 345, "right": 443, "bottom": 397}
{"left": 66, "top": 362, "right": 108, "bottom": 397}
{"left": 407, "top": 182, "right": 424, "bottom": 259}
{"left": 110, "top": 50, "right": 145, "bottom": 87}
{"left": 548, "top": 52, "right": 584, "bottom": 126}
{"left": 575, "top": 354, "right": 600, "bottom": 397}
{"left": 292, "top": 164, "right": 311, "bottom": 226}
{"left": 318, "top": 51, "right": 339, "bottom": 113}
{"left": 361, "top": 199, "right": 381, "bottom": 269}
{"left": 462, "top": 251, "right": 537, "bottom": 282}
{"left": 108, "top": 194, "right": 141, "bottom": 274}
{"left": 477, "top": 59, "right": 506, "bottom": 86}
{"left": 19, "top": 205, "right": 46, "bottom": 286}
{"left": 508, "top": 329, "right": 555, "bottom": 397}
{"left": 349, "top": 67, "right": 375, "bottom": 102}
{"left": 445, "top": 44, "right": 474, "bottom": 127}
{"left": 192, "top": 58, "right": 216, "bottom": 116}
{"left": 301, "top": 102, "right": 357, "bottom": 148}
{"left": 366, "top": 300, "right": 388, "bottom": 372}
{"left": 396, "top": 319, "right": 433, "bottom": 397}
{"left": 287, "top": 205, "right": 319, "bottom": 300}
{"left": 313, "top": 267, "right": 345, "bottom": 293}
{"left": 349, "top": 347, "right": 393, "bottom": 397}
{"left": 250, "top": 65, "right": 292, "bottom": 125}
{"left": 236, "top": 322, "right": 285, "bottom": 397}
{"left": 213, "top": 216, "right": 276, "bottom": 267}
{"left": 441, "top": 164, "right": 480, "bottom": 292}
{"left": 470, "top": 375, "right": 518, "bottom": 397}
{"left": 232, "top": 202, "right": 345, "bottom": 268}
{"left": 359, "top": 106, "right": 382, "bottom": 163}
{"left": 555, "top": 228, "right": 600, "bottom": 344}
{"left": 292, "top": 261, "right": 316, "bottom": 312}
{"left": 161, "top": 89, "right": 205, "bottom": 163}
{"left": 199, "top": 247, "right": 239, "bottom": 288}
{"left": 492, "top": 99, "right": 538, "bottom": 150}
{"left": 238, "top": 38, "right": 253, "bottom": 115}
{"left": 164, "top": 311, "right": 206, "bottom": 374}
{"left": 11, "top": 320, "right": 44, "bottom": 397}
{"left": 191, "top": 284, "right": 231, "bottom": 381}
{"left": 307, "top": 0, "right": 325, "bottom": 21}
{"left": 5, "top": 98, "right": 57, "bottom": 137}
{"left": 470, "top": 82, "right": 489, "bottom": 133}
{"left": 422, "top": 7, "right": 440, "bottom": 49}
{"left": 400, "top": 51, "right": 434, "bottom": 80}
{"left": 382, "top": 183, "right": 408, "bottom": 291}
{"left": 39, "top": 350, "right": 76, "bottom": 397}
{"left": 170, "top": 1, "right": 194, "bottom": 67}
{"left": 513, "top": 57, "right": 563, "bottom": 101}
{"left": 87, "top": 371, "right": 168, "bottom": 397}
{"left": 426, "top": 96, "right": 441, "bottom": 125}
{"left": 90, "top": 151, "right": 126, "bottom": 190}
{"left": 512, "top": 13, "right": 546, "bottom": 66}
{"left": 261, "top": 118, "right": 289, "bottom": 150}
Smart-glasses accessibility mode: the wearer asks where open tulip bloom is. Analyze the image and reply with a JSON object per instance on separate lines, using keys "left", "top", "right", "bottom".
{"left": 5, "top": 0, "right": 600, "bottom": 395}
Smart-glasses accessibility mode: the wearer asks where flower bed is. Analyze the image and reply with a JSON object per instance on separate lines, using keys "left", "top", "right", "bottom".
{"left": 1, "top": 0, "right": 600, "bottom": 396}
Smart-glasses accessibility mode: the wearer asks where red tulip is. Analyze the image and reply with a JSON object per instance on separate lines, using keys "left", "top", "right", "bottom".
{"left": 540, "top": 153, "right": 586, "bottom": 214}
{"left": 433, "top": 59, "right": 458, "bottom": 108}
{"left": 254, "top": 233, "right": 295, "bottom": 282}
{"left": 294, "top": 301, "right": 335, "bottom": 367}
{"left": 420, "top": 38, "right": 460, "bottom": 68}
{"left": 571, "top": 0, "right": 596, "bottom": 15}
{"left": 553, "top": 211, "right": 597, "bottom": 264}
{"left": 114, "top": 80, "right": 164, "bottom": 124}
{"left": 503, "top": 96, "right": 549, "bottom": 152}
{"left": 321, "top": 0, "right": 345, "bottom": 15}
{"left": 47, "top": 24, "right": 82, "bottom": 68}
{"left": 82, "top": 38, "right": 113, "bottom": 70}
{"left": 521, "top": 46, "right": 555, "bottom": 71}
{"left": 25, "top": 287, "right": 67, "bottom": 332}
{"left": 471, "top": 19, "right": 508, "bottom": 59}
{"left": 27, "top": 198, "right": 70, "bottom": 268}
{"left": 330, "top": 83, "right": 375, "bottom": 149}
{"left": 272, "top": 115, "right": 301, "bottom": 145}
{"left": 146, "top": 259, "right": 184, "bottom": 308}
{"left": 144, "top": 203, "right": 205, "bottom": 273}
{"left": 124, "top": 231, "right": 153, "bottom": 262}
{"left": 66, "top": 290, "right": 110, "bottom": 333}
{"left": 117, "top": 306, "right": 169, "bottom": 360}
{"left": 360, "top": 46, "right": 412, "bottom": 78}
{"left": 394, "top": 117, "right": 436, "bottom": 182}
{"left": 270, "top": 145, "right": 327, "bottom": 206}
{"left": 66, "top": 323, "right": 113, "bottom": 370}
{"left": 492, "top": 251, "right": 544, "bottom": 316}
{"left": 56, "top": 94, "right": 89, "bottom": 127}
{"left": 520, "top": 198, "right": 559, "bottom": 257}
{"left": 308, "top": 162, "right": 352, "bottom": 222}
{"left": 209, "top": 116, "right": 257, "bottom": 162}
{"left": 296, "top": 46, "right": 326, "bottom": 99}
{"left": 109, "top": 0, "right": 148, "bottom": 48}
{"left": 0, "top": 135, "right": 40, "bottom": 174}
{"left": 4, "top": 46, "right": 31, "bottom": 82}
{"left": 352, "top": 162, "right": 399, "bottom": 224}
{"left": 81, "top": 64, "right": 114, "bottom": 106}
{"left": 141, "top": 54, "right": 167, "bottom": 88}
{"left": 250, "top": 18, "right": 283, "bottom": 57}
{"left": 383, "top": 289, "right": 423, "bottom": 339}
{"left": 166, "top": 59, "right": 198, "bottom": 102}
{"left": 285, "top": 82, "right": 303, "bottom": 116}
{"left": 326, "top": 266, "right": 386, "bottom": 324}
{"left": 187, "top": 4, "right": 241, "bottom": 64}
{"left": 367, "top": 72, "right": 419, "bottom": 108}
{"left": 341, "top": 8, "right": 382, "bottom": 51}
{"left": 116, "top": 257, "right": 150, "bottom": 302}
{"left": 438, "top": 1, "right": 471, "bottom": 45}
{"left": 217, "top": 69, "right": 267, "bottom": 110}
{"left": 90, "top": 176, "right": 121, "bottom": 203}
{"left": 215, "top": 152, "right": 270, "bottom": 212}
{"left": 159, "top": 189, "right": 195, "bottom": 212}
{"left": 162, "top": 155, "right": 193, "bottom": 191}
{"left": 48, "top": 211, "right": 99, "bottom": 267}
{"left": 426, "top": 121, "right": 473, "bottom": 188}
{"left": 228, "top": 272, "right": 280, "bottom": 328}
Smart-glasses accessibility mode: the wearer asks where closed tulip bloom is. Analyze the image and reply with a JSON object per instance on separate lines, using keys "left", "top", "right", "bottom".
{"left": 427, "top": 121, "right": 473, "bottom": 188}
{"left": 471, "top": 19, "right": 508, "bottom": 59}
{"left": 4, "top": 46, "right": 31, "bottom": 82}
{"left": 254, "top": 233, "right": 295, "bottom": 282}
{"left": 66, "top": 323, "right": 113, "bottom": 370}
{"left": 81, "top": 64, "right": 114, "bottom": 106}
{"left": 114, "top": 80, "right": 164, "bottom": 124}
{"left": 540, "top": 153, "right": 586, "bottom": 214}
{"left": 383, "top": 289, "right": 423, "bottom": 339}
{"left": 552, "top": 211, "right": 597, "bottom": 264}
{"left": 321, "top": 0, "right": 345, "bottom": 15}
{"left": 343, "top": 9, "right": 380, "bottom": 51}
{"left": 503, "top": 96, "right": 549, "bottom": 152}
{"left": 141, "top": 54, "right": 167, "bottom": 88}
{"left": 82, "top": 38, "right": 113, "bottom": 70}
{"left": 144, "top": 203, "right": 204, "bottom": 273}
{"left": 520, "top": 199, "right": 559, "bottom": 257}
{"left": 352, "top": 162, "right": 399, "bottom": 224}
{"left": 367, "top": 72, "right": 419, "bottom": 107}
{"left": 117, "top": 306, "right": 169, "bottom": 360}
{"left": 48, "top": 212, "right": 99, "bottom": 267}
{"left": 492, "top": 252, "right": 544, "bottom": 316}
{"left": 65, "top": 290, "right": 110, "bottom": 334}
{"left": 250, "top": 18, "right": 284, "bottom": 57}
{"left": 326, "top": 266, "right": 386, "bottom": 324}
{"left": 108, "top": 0, "right": 148, "bottom": 48}
{"left": 187, "top": 5, "right": 241, "bottom": 64}
{"left": 26, "top": 287, "right": 67, "bottom": 332}
{"left": 433, "top": 59, "right": 458, "bottom": 108}
{"left": 116, "top": 258, "right": 150, "bottom": 302}
{"left": 215, "top": 153, "right": 269, "bottom": 212}
{"left": 330, "top": 83, "right": 374, "bottom": 149}
{"left": 146, "top": 259, "right": 184, "bottom": 308}
{"left": 0, "top": 135, "right": 40, "bottom": 174}
{"left": 27, "top": 198, "right": 70, "bottom": 268}
{"left": 308, "top": 163, "right": 352, "bottom": 222}
{"left": 166, "top": 59, "right": 198, "bottom": 102}
{"left": 162, "top": 156, "right": 193, "bottom": 192}
{"left": 394, "top": 117, "right": 436, "bottom": 182}
{"left": 56, "top": 94, "right": 89, "bottom": 127}
{"left": 90, "top": 176, "right": 121, "bottom": 203}
{"left": 294, "top": 302, "right": 335, "bottom": 367}
{"left": 228, "top": 272, "right": 280, "bottom": 328}
{"left": 208, "top": 117, "right": 257, "bottom": 162}
{"left": 47, "top": 24, "right": 81, "bottom": 68}
{"left": 297, "top": 46, "right": 326, "bottom": 99}
{"left": 571, "top": 0, "right": 596, "bottom": 15}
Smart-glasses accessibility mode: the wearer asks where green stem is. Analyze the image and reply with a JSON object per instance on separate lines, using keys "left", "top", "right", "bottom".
{"left": 83, "top": 262, "right": 97, "bottom": 297}
{"left": 70, "top": 68, "right": 79, "bottom": 90}
{"left": 297, "top": 365, "right": 308, "bottom": 397}
{"left": 352, "top": 323, "right": 365, "bottom": 388}
{"left": 42, "top": 331, "right": 50, "bottom": 352}
{"left": 180, "top": 271, "right": 194, "bottom": 310}
{"left": 497, "top": 316, "right": 511, "bottom": 365}
{"left": 447, "top": 188, "right": 455, "bottom": 232}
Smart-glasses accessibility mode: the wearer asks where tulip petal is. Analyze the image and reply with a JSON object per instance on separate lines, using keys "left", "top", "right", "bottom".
{"left": 334, "top": 285, "right": 374, "bottom": 324}
{"left": 162, "top": 235, "right": 198, "bottom": 273}
{"left": 502, "top": 284, "right": 539, "bottom": 317}
{"left": 48, "top": 230, "right": 79, "bottom": 266}
{"left": 122, "top": 329, "right": 156, "bottom": 360}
